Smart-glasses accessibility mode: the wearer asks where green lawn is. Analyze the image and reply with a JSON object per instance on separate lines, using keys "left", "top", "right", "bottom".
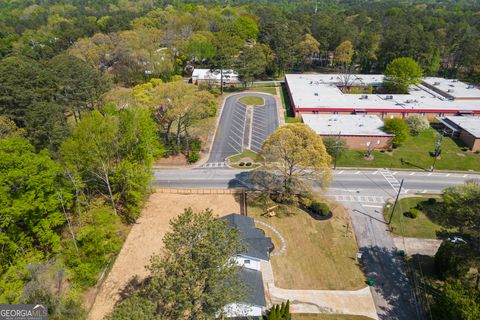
{"left": 249, "top": 87, "right": 276, "bottom": 95}
{"left": 384, "top": 196, "right": 452, "bottom": 239}
{"left": 227, "top": 149, "right": 264, "bottom": 163}
{"left": 249, "top": 195, "right": 365, "bottom": 290}
{"left": 280, "top": 84, "right": 301, "bottom": 123}
{"left": 239, "top": 96, "right": 265, "bottom": 106}
{"left": 336, "top": 129, "right": 480, "bottom": 171}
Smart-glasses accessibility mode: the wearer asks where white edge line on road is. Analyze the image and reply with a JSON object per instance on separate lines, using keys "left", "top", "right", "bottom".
{"left": 362, "top": 204, "right": 383, "bottom": 208}
{"left": 409, "top": 172, "right": 415, "bottom": 175}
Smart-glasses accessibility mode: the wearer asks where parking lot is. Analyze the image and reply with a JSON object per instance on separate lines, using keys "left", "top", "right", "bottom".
{"left": 205, "top": 92, "right": 278, "bottom": 168}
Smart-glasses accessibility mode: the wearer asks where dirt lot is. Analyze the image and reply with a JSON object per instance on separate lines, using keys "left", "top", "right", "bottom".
{"left": 88, "top": 190, "right": 242, "bottom": 320}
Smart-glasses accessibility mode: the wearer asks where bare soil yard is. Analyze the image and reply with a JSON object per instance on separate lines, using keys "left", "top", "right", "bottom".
{"left": 88, "top": 191, "right": 242, "bottom": 320}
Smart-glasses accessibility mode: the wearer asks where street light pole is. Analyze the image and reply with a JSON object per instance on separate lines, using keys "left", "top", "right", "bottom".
{"left": 430, "top": 133, "right": 444, "bottom": 172}
{"left": 388, "top": 179, "right": 404, "bottom": 225}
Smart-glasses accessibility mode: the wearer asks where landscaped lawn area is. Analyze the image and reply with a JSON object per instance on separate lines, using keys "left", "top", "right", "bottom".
{"left": 249, "top": 87, "right": 277, "bottom": 95}
{"left": 384, "top": 196, "right": 453, "bottom": 239}
{"left": 335, "top": 128, "right": 480, "bottom": 171}
{"left": 280, "top": 84, "right": 301, "bottom": 123}
{"left": 239, "top": 95, "right": 265, "bottom": 106}
{"left": 248, "top": 196, "right": 365, "bottom": 290}
{"left": 292, "top": 315, "right": 373, "bottom": 320}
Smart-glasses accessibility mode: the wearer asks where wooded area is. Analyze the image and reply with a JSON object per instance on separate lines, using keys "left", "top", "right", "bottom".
{"left": 1, "top": 0, "right": 480, "bottom": 318}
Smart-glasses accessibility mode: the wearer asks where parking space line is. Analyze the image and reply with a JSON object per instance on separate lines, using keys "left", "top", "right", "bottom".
{"left": 230, "top": 129, "right": 243, "bottom": 140}
{"left": 228, "top": 142, "right": 241, "bottom": 153}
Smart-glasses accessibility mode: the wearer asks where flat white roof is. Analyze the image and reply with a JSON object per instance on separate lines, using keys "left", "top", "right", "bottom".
{"left": 422, "top": 77, "right": 480, "bottom": 99}
{"left": 302, "top": 114, "right": 393, "bottom": 136}
{"left": 442, "top": 116, "right": 480, "bottom": 138}
{"left": 286, "top": 74, "right": 480, "bottom": 113}
{"left": 192, "top": 68, "right": 238, "bottom": 81}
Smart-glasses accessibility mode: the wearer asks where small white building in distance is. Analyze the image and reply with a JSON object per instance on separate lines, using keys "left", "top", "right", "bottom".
{"left": 191, "top": 68, "right": 239, "bottom": 85}
{"left": 302, "top": 114, "right": 394, "bottom": 150}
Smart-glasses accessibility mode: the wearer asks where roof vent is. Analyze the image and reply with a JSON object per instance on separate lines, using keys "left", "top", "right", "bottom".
{"left": 314, "top": 93, "right": 319, "bottom": 96}
{"left": 359, "top": 124, "right": 364, "bottom": 127}
{"left": 449, "top": 84, "right": 455, "bottom": 87}
{"left": 405, "top": 99, "right": 413, "bottom": 103}
{"left": 447, "top": 89, "right": 454, "bottom": 93}
{"left": 452, "top": 79, "right": 458, "bottom": 83}
{"left": 309, "top": 81, "right": 313, "bottom": 84}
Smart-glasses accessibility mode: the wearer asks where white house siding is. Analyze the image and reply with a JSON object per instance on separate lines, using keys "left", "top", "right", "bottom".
{"left": 223, "top": 303, "right": 263, "bottom": 318}
{"left": 234, "top": 255, "right": 261, "bottom": 271}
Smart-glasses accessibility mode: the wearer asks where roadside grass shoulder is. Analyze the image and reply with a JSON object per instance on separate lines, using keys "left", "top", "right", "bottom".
{"left": 280, "top": 84, "right": 301, "bottom": 123}
{"left": 384, "top": 196, "right": 454, "bottom": 239}
{"left": 248, "top": 195, "right": 365, "bottom": 290}
{"left": 336, "top": 129, "right": 480, "bottom": 171}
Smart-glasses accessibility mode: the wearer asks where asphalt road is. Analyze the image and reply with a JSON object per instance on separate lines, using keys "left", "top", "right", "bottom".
{"left": 206, "top": 93, "right": 278, "bottom": 165}
{"left": 153, "top": 168, "right": 480, "bottom": 319}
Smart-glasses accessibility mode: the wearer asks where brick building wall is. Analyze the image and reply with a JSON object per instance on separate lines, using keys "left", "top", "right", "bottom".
{"left": 320, "top": 134, "right": 393, "bottom": 150}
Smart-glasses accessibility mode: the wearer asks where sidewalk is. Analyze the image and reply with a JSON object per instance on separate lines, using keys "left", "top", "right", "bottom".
{"left": 261, "top": 261, "right": 378, "bottom": 319}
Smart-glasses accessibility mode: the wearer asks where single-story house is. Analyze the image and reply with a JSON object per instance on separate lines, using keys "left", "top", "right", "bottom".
{"left": 220, "top": 214, "right": 274, "bottom": 318}
{"left": 191, "top": 69, "right": 239, "bottom": 85}
{"left": 302, "top": 114, "right": 394, "bottom": 150}
{"left": 437, "top": 116, "right": 480, "bottom": 152}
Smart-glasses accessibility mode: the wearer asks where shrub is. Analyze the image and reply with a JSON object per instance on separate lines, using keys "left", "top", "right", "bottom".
{"left": 239, "top": 162, "right": 245, "bottom": 166}
{"left": 187, "top": 151, "right": 200, "bottom": 163}
{"left": 404, "top": 208, "right": 421, "bottom": 219}
{"left": 245, "top": 162, "right": 252, "bottom": 166}
{"left": 407, "top": 114, "right": 430, "bottom": 135}
{"left": 384, "top": 118, "right": 409, "bottom": 147}
{"left": 309, "top": 201, "right": 330, "bottom": 216}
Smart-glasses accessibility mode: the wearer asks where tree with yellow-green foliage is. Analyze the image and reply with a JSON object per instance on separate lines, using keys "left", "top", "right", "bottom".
{"left": 255, "top": 124, "right": 331, "bottom": 203}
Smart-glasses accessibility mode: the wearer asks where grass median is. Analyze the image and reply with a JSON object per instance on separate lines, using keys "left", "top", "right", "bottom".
{"left": 239, "top": 96, "right": 265, "bottom": 106}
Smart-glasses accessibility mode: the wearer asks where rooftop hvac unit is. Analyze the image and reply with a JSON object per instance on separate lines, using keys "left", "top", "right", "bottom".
{"left": 360, "top": 95, "right": 368, "bottom": 100}
{"left": 385, "top": 95, "right": 393, "bottom": 100}
{"left": 467, "top": 85, "right": 474, "bottom": 89}
{"left": 447, "top": 89, "right": 454, "bottom": 93}
{"left": 314, "top": 93, "right": 319, "bottom": 96}
{"left": 405, "top": 99, "right": 413, "bottom": 103}
{"left": 310, "top": 81, "right": 313, "bottom": 84}
{"left": 434, "top": 82, "right": 440, "bottom": 85}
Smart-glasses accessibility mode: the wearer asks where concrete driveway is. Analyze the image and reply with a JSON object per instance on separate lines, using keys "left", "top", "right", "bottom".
{"left": 204, "top": 93, "right": 278, "bottom": 168}
{"left": 261, "top": 261, "right": 378, "bottom": 319}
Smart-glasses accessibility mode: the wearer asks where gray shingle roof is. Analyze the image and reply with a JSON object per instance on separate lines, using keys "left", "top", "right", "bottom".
{"left": 239, "top": 268, "right": 266, "bottom": 307}
{"left": 221, "top": 214, "right": 273, "bottom": 261}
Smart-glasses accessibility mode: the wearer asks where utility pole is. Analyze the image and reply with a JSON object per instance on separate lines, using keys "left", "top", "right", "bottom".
{"left": 334, "top": 131, "right": 341, "bottom": 169}
{"left": 388, "top": 179, "right": 404, "bottom": 225}
{"left": 430, "top": 132, "right": 443, "bottom": 172}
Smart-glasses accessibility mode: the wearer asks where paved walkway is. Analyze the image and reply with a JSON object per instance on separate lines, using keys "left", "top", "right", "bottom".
{"left": 255, "top": 220, "right": 286, "bottom": 256}
{"left": 261, "top": 261, "right": 378, "bottom": 319}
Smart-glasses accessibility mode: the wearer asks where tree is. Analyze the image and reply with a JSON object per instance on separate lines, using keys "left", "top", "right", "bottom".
{"left": 0, "top": 116, "right": 25, "bottom": 138}
{"left": 334, "top": 40, "right": 355, "bottom": 87}
{"left": 433, "top": 281, "right": 480, "bottom": 320}
{"left": 0, "top": 137, "right": 70, "bottom": 275}
{"left": 384, "top": 57, "right": 424, "bottom": 93}
{"left": 323, "top": 136, "right": 348, "bottom": 160}
{"left": 442, "top": 180, "right": 480, "bottom": 236}
{"left": 111, "top": 208, "right": 247, "bottom": 319}
{"left": 406, "top": 114, "right": 430, "bottom": 135}
{"left": 236, "top": 44, "right": 267, "bottom": 86}
{"left": 384, "top": 118, "right": 409, "bottom": 147}
{"left": 211, "top": 31, "right": 244, "bottom": 94}
{"left": 256, "top": 124, "right": 332, "bottom": 203}
{"left": 434, "top": 241, "right": 474, "bottom": 280}
{"left": 60, "top": 107, "right": 162, "bottom": 220}
{"left": 266, "top": 300, "right": 291, "bottom": 320}
{"left": 298, "top": 34, "right": 320, "bottom": 70}
{"left": 48, "top": 54, "right": 109, "bottom": 123}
